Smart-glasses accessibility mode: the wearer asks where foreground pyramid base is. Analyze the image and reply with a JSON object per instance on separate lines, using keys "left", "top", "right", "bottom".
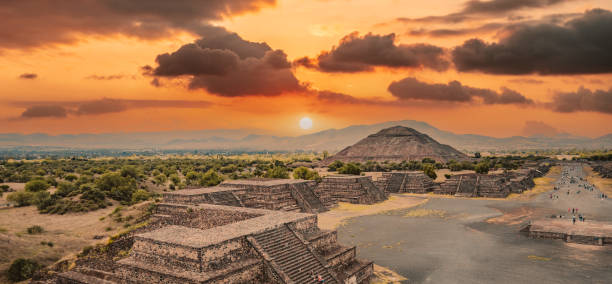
{"left": 57, "top": 203, "right": 372, "bottom": 284}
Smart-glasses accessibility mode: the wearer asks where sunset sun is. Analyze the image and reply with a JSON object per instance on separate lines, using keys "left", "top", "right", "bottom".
{"left": 299, "top": 117, "right": 313, "bottom": 130}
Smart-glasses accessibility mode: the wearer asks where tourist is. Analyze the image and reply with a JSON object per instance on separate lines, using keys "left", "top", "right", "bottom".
{"left": 572, "top": 215, "right": 576, "bottom": 224}
{"left": 318, "top": 274, "right": 325, "bottom": 283}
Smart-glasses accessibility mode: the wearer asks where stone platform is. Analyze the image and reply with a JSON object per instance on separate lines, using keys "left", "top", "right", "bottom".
{"left": 522, "top": 219, "right": 612, "bottom": 246}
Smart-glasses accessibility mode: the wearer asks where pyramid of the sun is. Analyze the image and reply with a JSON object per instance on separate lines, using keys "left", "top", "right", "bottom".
{"left": 325, "top": 126, "right": 469, "bottom": 163}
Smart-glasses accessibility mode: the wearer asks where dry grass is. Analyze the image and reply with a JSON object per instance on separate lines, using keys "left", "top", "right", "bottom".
{"left": 527, "top": 255, "right": 552, "bottom": 261}
{"left": 371, "top": 264, "right": 408, "bottom": 283}
{"left": 0, "top": 201, "right": 152, "bottom": 282}
{"left": 507, "top": 166, "right": 561, "bottom": 201}
{"left": 404, "top": 208, "right": 446, "bottom": 218}
{"left": 584, "top": 165, "right": 612, "bottom": 196}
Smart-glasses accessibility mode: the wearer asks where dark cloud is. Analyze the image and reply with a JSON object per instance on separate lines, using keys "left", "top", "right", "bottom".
{"left": 0, "top": 0, "right": 275, "bottom": 49}
{"left": 452, "top": 9, "right": 612, "bottom": 75}
{"left": 521, "top": 121, "right": 560, "bottom": 137}
{"left": 21, "top": 105, "right": 67, "bottom": 118}
{"left": 408, "top": 23, "right": 505, "bottom": 37}
{"left": 15, "top": 98, "right": 211, "bottom": 119}
{"left": 315, "top": 90, "right": 388, "bottom": 105}
{"left": 387, "top": 77, "right": 534, "bottom": 105}
{"left": 19, "top": 73, "right": 38, "bottom": 79}
{"left": 508, "top": 78, "right": 545, "bottom": 84}
{"left": 294, "top": 32, "right": 449, "bottom": 73}
{"left": 396, "top": 0, "right": 573, "bottom": 24}
{"left": 550, "top": 86, "right": 612, "bottom": 114}
{"left": 85, "top": 74, "right": 130, "bottom": 80}
{"left": 150, "top": 28, "right": 304, "bottom": 96}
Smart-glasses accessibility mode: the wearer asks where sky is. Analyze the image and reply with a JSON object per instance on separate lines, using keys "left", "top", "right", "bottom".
{"left": 1, "top": 0, "right": 611, "bottom": 138}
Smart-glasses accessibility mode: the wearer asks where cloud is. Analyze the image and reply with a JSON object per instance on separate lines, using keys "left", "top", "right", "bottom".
{"left": 21, "top": 105, "right": 67, "bottom": 118}
{"left": 149, "top": 27, "right": 304, "bottom": 97}
{"left": 550, "top": 86, "right": 612, "bottom": 114}
{"left": 452, "top": 9, "right": 612, "bottom": 75}
{"left": 387, "top": 77, "right": 534, "bottom": 105}
{"left": 15, "top": 98, "right": 212, "bottom": 119}
{"left": 0, "top": 0, "right": 275, "bottom": 49}
{"left": 396, "top": 0, "right": 574, "bottom": 24}
{"left": 85, "top": 74, "right": 131, "bottom": 80}
{"left": 508, "top": 78, "right": 545, "bottom": 84}
{"left": 408, "top": 23, "right": 505, "bottom": 37}
{"left": 294, "top": 32, "right": 449, "bottom": 73}
{"left": 521, "top": 121, "right": 560, "bottom": 137}
{"left": 19, "top": 73, "right": 38, "bottom": 79}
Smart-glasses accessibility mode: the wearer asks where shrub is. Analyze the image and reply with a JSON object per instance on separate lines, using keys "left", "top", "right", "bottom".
{"left": 56, "top": 182, "right": 78, "bottom": 197}
{"left": 131, "top": 189, "right": 151, "bottom": 204}
{"left": 338, "top": 163, "right": 361, "bottom": 175}
{"left": 25, "top": 180, "right": 50, "bottom": 192}
{"left": 7, "top": 191, "right": 35, "bottom": 207}
{"left": 264, "top": 166, "right": 289, "bottom": 179}
{"left": 423, "top": 164, "right": 437, "bottom": 180}
{"left": 475, "top": 162, "right": 490, "bottom": 174}
{"left": 292, "top": 167, "right": 321, "bottom": 182}
{"left": 27, "top": 225, "right": 44, "bottom": 234}
{"left": 81, "top": 188, "right": 106, "bottom": 202}
{"left": 7, "top": 258, "right": 41, "bottom": 282}
{"left": 154, "top": 174, "right": 167, "bottom": 185}
{"left": 200, "top": 170, "right": 224, "bottom": 186}
{"left": 328, "top": 161, "right": 344, "bottom": 171}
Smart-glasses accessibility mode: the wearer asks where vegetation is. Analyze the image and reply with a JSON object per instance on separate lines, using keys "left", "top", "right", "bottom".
{"left": 7, "top": 258, "right": 41, "bottom": 282}
{"left": 423, "top": 164, "right": 437, "bottom": 179}
{"left": 26, "top": 225, "right": 44, "bottom": 234}
{"left": 338, "top": 163, "right": 361, "bottom": 175}
{"left": 292, "top": 166, "right": 321, "bottom": 182}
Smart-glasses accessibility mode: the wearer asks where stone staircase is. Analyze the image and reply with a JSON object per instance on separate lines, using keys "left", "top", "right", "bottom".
{"left": 253, "top": 226, "right": 336, "bottom": 284}
{"left": 291, "top": 183, "right": 327, "bottom": 213}
{"left": 209, "top": 191, "right": 242, "bottom": 207}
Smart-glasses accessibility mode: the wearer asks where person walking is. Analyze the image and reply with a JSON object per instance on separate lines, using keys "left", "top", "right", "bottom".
{"left": 572, "top": 215, "right": 576, "bottom": 224}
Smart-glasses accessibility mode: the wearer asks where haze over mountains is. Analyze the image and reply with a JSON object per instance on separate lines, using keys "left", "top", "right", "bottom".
{"left": 1, "top": 120, "right": 611, "bottom": 152}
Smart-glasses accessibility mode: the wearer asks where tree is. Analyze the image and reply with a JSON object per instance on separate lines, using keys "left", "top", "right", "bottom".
{"left": 154, "top": 174, "right": 167, "bottom": 185}
{"left": 474, "top": 152, "right": 482, "bottom": 158}
{"left": 25, "top": 180, "right": 50, "bottom": 192}
{"left": 422, "top": 158, "right": 436, "bottom": 164}
{"left": 120, "top": 166, "right": 139, "bottom": 180}
{"left": 475, "top": 162, "right": 490, "bottom": 174}
{"left": 7, "top": 191, "right": 35, "bottom": 207}
{"left": 131, "top": 189, "right": 151, "bottom": 204}
{"left": 322, "top": 151, "right": 329, "bottom": 159}
{"left": 423, "top": 164, "right": 437, "bottom": 180}
{"left": 338, "top": 163, "right": 361, "bottom": 175}
{"left": 264, "top": 166, "right": 289, "bottom": 179}
{"left": 293, "top": 167, "right": 321, "bottom": 182}
{"left": 328, "top": 161, "right": 344, "bottom": 171}
{"left": 200, "top": 170, "right": 224, "bottom": 186}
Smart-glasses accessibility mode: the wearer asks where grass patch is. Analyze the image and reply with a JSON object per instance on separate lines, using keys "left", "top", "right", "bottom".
{"left": 404, "top": 208, "right": 446, "bottom": 218}
{"left": 528, "top": 255, "right": 552, "bottom": 261}
{"left": 26, "top": 225, "right": 44, "bottom": 234}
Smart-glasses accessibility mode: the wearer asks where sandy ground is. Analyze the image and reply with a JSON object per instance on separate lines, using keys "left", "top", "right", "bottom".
{"left": 317, "top": 195, "right": 426, "bottom": 230}
{"left": 0, "top": 201, "right": 150, "bottom": 282}
{"left": 336, "top": 163, "right": 612, "bottom": 283}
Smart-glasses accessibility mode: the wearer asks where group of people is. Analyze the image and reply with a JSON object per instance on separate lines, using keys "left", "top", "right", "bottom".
{"left": 568, "top": 208, "right": 586, "bottom": 224}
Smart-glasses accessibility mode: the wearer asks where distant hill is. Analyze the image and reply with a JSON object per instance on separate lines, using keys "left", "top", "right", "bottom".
{"left": 0, "top": 120, "right": 610, "bottom": 152}
{"left": 324, "top": 126, "right": 469, "bottom": 163}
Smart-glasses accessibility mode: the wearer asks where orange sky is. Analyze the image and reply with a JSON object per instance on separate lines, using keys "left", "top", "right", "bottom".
{"left": 1, "top": 0, "right": 611, "bottom": 138}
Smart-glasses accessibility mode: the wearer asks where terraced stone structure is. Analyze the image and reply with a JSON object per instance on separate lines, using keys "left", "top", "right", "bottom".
{"left": 221, "top": 179, "right": 328, "bottom": 213}
{"left": 58, "top": 201, "right": 373, "bottom": 283}
{"left": 314, "top": 175, "right": 387, "bottom": 207}
{"left": 376, "top": 171, "right": 436, "bottom": 193}
{"left": 437, "top": 174, "right": 511, "bottom": 198}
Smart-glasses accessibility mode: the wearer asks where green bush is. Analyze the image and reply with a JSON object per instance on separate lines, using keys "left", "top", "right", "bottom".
{"left": 328, "top": 161, "right": 344, "bottom": 171}
{"left": 292, "top": 166, "right": 321, "bottom": 182}
{"left": 27, "top": 225, "right": 44, "bottom": 234}
{"left": 200, "top": 170, "right": 224, "bottom": 186}
{"left": 131, "top": 189, "right": 151, "bottom": 204}
{"left": 338, "top": 163, "right": 361, "bottom": 175}
{"left": 56, "top": 182, "right": 78, "bottom": 197}
{"left": 25, "top": 180, "right": 50, "bottom": 192}
{"left": 7, "top": 258, "right": 41, "bottom": 282}
{"left": 423, "top": 164, "right": 437, "bottom": 180}
{"left": 264, "top": 166, "right": 289, "bottom": 179}
{"left": 7, "top": 191, "right": 35, "bottom": 207}
{"left": 475, "top": 162, "right": 490, "bottom": 174}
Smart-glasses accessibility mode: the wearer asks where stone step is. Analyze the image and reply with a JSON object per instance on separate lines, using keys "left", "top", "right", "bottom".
{"left": 57, "top": 271, "right": 117, "bottom": 284}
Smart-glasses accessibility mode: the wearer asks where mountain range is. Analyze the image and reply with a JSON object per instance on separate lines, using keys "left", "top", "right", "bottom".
{"left": 0, "top": 120, "right": 611, "bottom": 152}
